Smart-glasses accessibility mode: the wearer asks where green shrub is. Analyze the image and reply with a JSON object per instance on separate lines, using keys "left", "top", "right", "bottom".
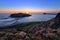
{"left": 0, "top": 32, "right": 6, "bottom": 37}
{"left": 48, "top": 35, "right": 59, "bottom": 40}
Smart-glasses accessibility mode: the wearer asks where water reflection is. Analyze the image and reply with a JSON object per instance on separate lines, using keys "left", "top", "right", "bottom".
{"left": 18, "top": 14, "right": 56, "bottom": 23}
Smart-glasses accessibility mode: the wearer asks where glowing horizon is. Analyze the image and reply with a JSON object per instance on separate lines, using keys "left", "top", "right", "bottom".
{"left": 0, "top": 9, "right": 60, "bottom": 14}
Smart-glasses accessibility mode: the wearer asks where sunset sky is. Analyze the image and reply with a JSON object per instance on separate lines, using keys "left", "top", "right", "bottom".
{"left": 0, "top": 0, "right": 60, "bottom": 13}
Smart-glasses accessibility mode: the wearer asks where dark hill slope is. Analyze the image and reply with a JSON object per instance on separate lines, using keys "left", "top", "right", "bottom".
{"left": 50, "top": 13, "right": 60, "bottom": 29}
{"left": 28, "top": 13, "right": 60, "bottom": 40}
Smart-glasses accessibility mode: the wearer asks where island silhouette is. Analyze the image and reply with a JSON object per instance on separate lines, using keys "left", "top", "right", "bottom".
{"left": 10, "top": 13, "right": 31, "bottom": 18}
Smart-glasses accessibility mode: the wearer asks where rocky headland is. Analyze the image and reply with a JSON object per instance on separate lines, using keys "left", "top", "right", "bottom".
{"left": 0, "top": 13, "right": 60, "bottom": 40}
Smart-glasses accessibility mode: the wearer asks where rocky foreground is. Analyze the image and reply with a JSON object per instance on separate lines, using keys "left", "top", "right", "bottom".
{"left": 0, "top": 13, "right": 60, "bottom": 40}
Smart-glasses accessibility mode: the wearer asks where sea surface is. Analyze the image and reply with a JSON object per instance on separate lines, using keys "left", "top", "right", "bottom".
{"left": 0, "top": 13, "right": 56, "bottom": 27}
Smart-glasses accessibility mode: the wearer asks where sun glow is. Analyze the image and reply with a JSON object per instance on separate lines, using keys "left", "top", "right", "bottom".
{"left": 23, "top": 9, "right": 32, "bottom": 14}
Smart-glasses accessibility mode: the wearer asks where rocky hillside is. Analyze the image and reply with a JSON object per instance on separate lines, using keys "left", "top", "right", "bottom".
{"left": 27, "top": 13, "right": 60, "bottom": 40}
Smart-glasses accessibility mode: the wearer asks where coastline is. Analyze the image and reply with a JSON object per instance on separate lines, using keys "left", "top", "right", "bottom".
{"left": 0, "top": 13, "right": 60, "bottom": 40}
